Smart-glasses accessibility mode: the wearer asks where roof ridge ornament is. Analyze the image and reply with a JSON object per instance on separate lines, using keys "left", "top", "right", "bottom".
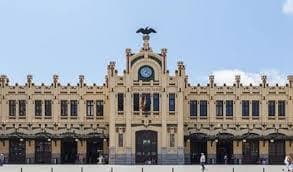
{"left": 136, "top": 26, "right": 156, "bottom": 52}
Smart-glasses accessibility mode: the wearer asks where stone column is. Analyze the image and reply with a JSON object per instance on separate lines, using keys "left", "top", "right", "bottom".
{"left": 125, "top": 91, "right": 132, "bottom": 164}
{"left": 160, "top": 91, "right": 167, "bottom": 164}
{"left": 52, "top": 140, "right": 61, "bottom": 164}
{"left": 77, "top": 140, "right": 86, "bottom": 164}
{"left": 0, "top": 140, "right": 9, "bottom": 163}
{"left": 184, "top": 140, "right": 190, "bottom": 164}
{"left": 177, "top": 92, "right": 185, "bottom": 164}
{"left": 207, "top": 140, "right": 216, "bottom": 164}
{"left": 259, "top": 140, "right": 269, "bottom": 164}
{"left": 109, "top": 92, "right": 116, "bottom": 164}
{"left": 286, "top": 141, "right": 293, "bottom": 156}
{"left": 26, "top": 140, "right": 35, "bottom": 164}
{"left": 233, "top": 141, "right": 242, "bottom": 164}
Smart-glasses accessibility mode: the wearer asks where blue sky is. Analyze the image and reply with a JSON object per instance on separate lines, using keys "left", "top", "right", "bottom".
{"left": 0, "top": 0, "right": 293, "bottom": 85}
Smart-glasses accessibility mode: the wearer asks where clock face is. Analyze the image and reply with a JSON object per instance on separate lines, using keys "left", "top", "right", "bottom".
{"left": 139, "top": 66, "right": 153, "bottom": 79}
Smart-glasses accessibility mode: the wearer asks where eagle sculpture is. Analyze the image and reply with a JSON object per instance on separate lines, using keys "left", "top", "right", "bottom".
{"left": 136, "top": 27, "right": 157, "bottom": 35}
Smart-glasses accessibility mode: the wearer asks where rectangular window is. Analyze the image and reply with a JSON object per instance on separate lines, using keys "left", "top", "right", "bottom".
{"left": 142, "top": 93, "right": 151, "bottom": 111}
{"left": 44, "top": 100, "right": 52, "bottom": 116}
{"left": 226, "top": 100, "right": 233, "bottom": 116}
{"left": 9, "top": 100, "right": 16, "bottom": 116}
{"left": 216, "top": 100, "right": 223, "bottom": 116}
{"left": 19, "top": 100, "right": 26, "bottom": 116}
{"left": 278, "top": 100, "right": 285, "bottom": 116}
{"left": 86, "top": 100, "right": 94, "bottom": 116}
{"left": 133, "top": 93, "right": 140, "bottom": 111}
{"left": 60, "top": 100, "right": 68, "bottom": 116}
{"left": 153, "top": 93, "right": 160, "bottom": 112}
{"left": 200, "top": 100, "right": 208, "bottom": 117}
{"left": 96, "top": 100, "right": 104, "bottom": 116}
{"left": 170, "top": 133, "right": 175, "bottom": 147}
{"left": 268, "top": 100, "right": 275, "bottom": 116}
{"left": 70, "top": 100, "right": 78, "bottom": 116}
{"left": 118, "top": 133, "right": 123, "bottom": 147}
{"left": 35, "top": 100, "right": 42, "bottom": 116}
{"left": 190, "top": 100, "right": 197, "bottom": 117}
{"left": 252, "top": 100, "right": 259, "bottom": 117}
{"left": 169, "top": 93, "right": 175, "bottom": 112}
{"left": 242, "top": 100, "right": 249, "bottom": 117}
{"left": 118, "top": 93, "right": 124, "bottom": 111}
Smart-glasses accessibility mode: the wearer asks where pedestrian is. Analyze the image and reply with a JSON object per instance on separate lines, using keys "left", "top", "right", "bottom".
{"left": 224, "top": 154, "right": 228, "bottom": 164}
{"left": 284, "top": 155, "right": 293, "bottom": 172}
{"left": 200, "top": 153, "right": 206, "bottom": 171}
{"left": 0, "top": 153, "right": 4, "bottom": 166}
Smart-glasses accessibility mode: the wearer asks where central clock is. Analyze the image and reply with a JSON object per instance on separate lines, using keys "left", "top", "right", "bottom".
{"left": 138, "top": 65, "right": 154, "bottom": 81}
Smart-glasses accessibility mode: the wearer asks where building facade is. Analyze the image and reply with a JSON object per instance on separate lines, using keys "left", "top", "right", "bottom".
{"left": 0, "top": 33, "right": 293, "bottom": 165}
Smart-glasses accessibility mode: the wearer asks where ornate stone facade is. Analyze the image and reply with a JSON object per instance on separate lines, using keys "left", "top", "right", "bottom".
{"left": 0, "top": 33, "right": 292, "bottom": 165}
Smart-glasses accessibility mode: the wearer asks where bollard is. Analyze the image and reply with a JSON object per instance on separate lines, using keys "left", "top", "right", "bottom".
{"left": 81, "top": 167, "right": 83, "bottom": 172}
{"left": 142, "top": 167, "right": 144, "bottom": 172}
{"left": 232, "top": 167, "right": 234, "bottom": 172}
{"left": 263, "top": 167, "right": 265, "bottom": 172}
{"left": 111, "top": 167, "right": 113, "bottom": 172}
{"left": 20, "top": 167, "right": 23, "bottom": 172}
{"left": 51, "top": 167, "right": 54, "bottom": 172}
{"left": 172, "top": 167, "right": 174, "bottom": 172}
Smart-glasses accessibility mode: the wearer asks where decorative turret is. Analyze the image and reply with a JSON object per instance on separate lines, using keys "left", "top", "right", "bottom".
{"left": 209, "top": 75, "right": 215, "bottom": 88}
{"left": 261, "top": 75, "right": 267, "bottom": 88}
{"left": 125, "top": 48, "right": 132, "bottom": 74}
{"left": 27, "top": 74, "right": 33, "bottom": 87}
{"left": 288, "top": 75, "right": 293, "bottom": 88}
{"left": 177, "top": 61, "right": 185, "bottom": 77}
{"left": 0, "top": 75, "right": 8, "bottom": 88}
{"left": 235, "top": 75, "right": 241, "bottom": 88}
{"left": 107, "top": 61, "right": 116, "bottom": 77}
{"left": 79, "top": 75, "right": 85, "bottom": 87}
{"left": 53, "top": 74, "right": 59, "bottom": 87}
{"left": 161, "top": 48, "right": 167, "bottom": 74}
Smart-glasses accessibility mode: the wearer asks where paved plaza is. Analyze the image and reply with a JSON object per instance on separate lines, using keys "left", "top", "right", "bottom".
{"left": 0, "top": 165, "right": 287, "bottom": 172}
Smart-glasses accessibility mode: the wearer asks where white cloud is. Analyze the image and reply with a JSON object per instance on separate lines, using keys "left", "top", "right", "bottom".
{"left": 210, "top": 69, "right": 287, "bottom": 86}
{"left": 283, "top": 0, "right": 293, "bottom": 15}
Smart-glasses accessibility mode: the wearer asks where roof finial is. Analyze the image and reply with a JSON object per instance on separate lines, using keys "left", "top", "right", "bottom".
{"left": 136, "top": 27, "right": 156, "bottom": 51}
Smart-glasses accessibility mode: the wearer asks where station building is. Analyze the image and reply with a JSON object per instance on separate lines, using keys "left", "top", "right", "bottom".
{"left": 0, "top": 33, "right": 292, "bottom": 165}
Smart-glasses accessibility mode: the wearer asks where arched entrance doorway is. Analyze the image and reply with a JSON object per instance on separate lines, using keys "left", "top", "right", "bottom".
{"left": 216, "top": 133, "right": 234, "bottom": 164}
{"left": 9, "top": 138, "right": 26, "bottom": 164}
{"left": 190, "top": 133, "right": 207, "bottom": 164}
{"left": 135, "top": 130, "right": 157, "bottom": 164}
{"left": 242, "top": 133, "right": 259, "bottom": 164}
{"left": 61, "top": 137, "right": 77, "bottom": 164}
{"left": 35, "top": 136, "right": 52, "bottom": 164}
{"left": 268, "top": 133, "right": 286, "bottom": 164}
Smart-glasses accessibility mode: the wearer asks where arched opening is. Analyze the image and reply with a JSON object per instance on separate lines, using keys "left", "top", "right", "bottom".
{"left": 9, "top": 137, "right": 26, "bottom": 164}
{"left": 189, "top": 133, "right": 207, "bottom": 164}
{"left": 216, "top": 133, "right": 234, "bottom": 164}
{"left": 61, "top": 137, "right": 77, "bottom": 164}
{"left": 135, "top": 130, "right": 157, "bottom": 164}
{"left": 242, "top": 133, "right": 260, "bottom": 164}
{"left": 268, "top": 133, "right": 286, "bottom": 164}
{"left": 35, "top": 135, "right": 52, "bottom": 164}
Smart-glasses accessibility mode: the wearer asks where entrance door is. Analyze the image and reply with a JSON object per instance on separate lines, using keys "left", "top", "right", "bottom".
{"left": 269, "top": 140, "right": 285, "bottom": 164}
{"left": 190, "top": 140, "right": 207, "bottom": 164}
{"left": 35, "top": 139, "right": 52, "bottom": 164}
{"left": 216, "top": 140, "right": 233, "bottom": 164}
{"left": 242, "top": 141, "right": 259, "bottom": 164}
{"left": 61, "top": 138, "right": 77, "bottom": 164}
{"left": 9, "top": 139, "right": 26, "bottom": 164}
{"left": 135, "top": 130, "right": 157, "bottom": 164}
{"left": 86, "top": 138, "right": 103, "bottom": 164}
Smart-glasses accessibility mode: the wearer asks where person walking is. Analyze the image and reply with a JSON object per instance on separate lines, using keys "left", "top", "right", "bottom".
{"left": 284, "top": 155, "right": 293, "bottom": 172}
{"left": 200, "top": 153, "right": 206, "bottom": 171}
{"left": 0, "top": 153, "right": 4, "bottom": 166}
